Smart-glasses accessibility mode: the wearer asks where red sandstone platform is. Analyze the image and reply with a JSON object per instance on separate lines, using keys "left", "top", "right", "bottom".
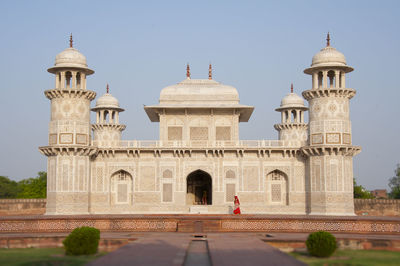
{"left": 0, "top": 214, "right": 399, "bottom": 234}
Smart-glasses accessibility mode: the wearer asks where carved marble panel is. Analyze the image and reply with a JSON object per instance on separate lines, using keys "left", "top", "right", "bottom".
{"left": 190, "top": 127, "right": 208, "bottom": 141}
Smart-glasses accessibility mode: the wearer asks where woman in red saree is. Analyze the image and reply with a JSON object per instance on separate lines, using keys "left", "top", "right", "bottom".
{"left": 233, "top": 196, "right": 241, "bottom": 214}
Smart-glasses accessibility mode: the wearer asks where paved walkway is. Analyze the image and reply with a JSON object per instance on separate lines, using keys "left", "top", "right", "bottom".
{"left": 87, "top": 233, "right": 190, "bottom": 266}
{"left": 207, "top": 233, "right": 305, "bottom": 266}
{"left": 88, "top": 233, "right": 305, "bottom": 266}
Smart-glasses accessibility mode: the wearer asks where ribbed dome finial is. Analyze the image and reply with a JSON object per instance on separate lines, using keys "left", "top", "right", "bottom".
{"left": 208, "top": 63, "right": 212, "bottom": 80}
{"left": 69, "top": 33, "right": 73, "bottom": 48}
{"left": 106, "top": 83, "right": 109, "bottom": 94}
{"left": 291, "top": 83, "right": 293, "bottom": 93}
{"left": 186, "top": 63, "right": 190, "bottom": 79}
{"left": 326, "top": 32, "right": 330, "bottom": 47}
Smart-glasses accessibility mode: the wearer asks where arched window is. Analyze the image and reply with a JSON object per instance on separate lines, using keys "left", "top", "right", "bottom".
{"left": 291, "top": 110, "right": 297, "bottom": 123}
{"left": 65, "top": 71, "right": 72, "bottom": 89}
{"left": 267, "top": 170, "right": 288, "bottom": 205}
{"left": 111, "top": 111, "right": 116, "bottom": 123}
{"left": 76, "top": 72, "right": 81, "bottom": 89}
{"left": 318, "top": 71, "right": 323, "bottom": 88}
{"left": 104, "top": 110, "right": 109, "bottom": 123}
{"left": 328, "top": 70, "right": 335, "bottom": 88}
{"left": 111, "top": 170, "right": 133, "bottom": 204}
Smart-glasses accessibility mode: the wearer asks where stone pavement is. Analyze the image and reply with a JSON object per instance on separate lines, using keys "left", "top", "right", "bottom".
{"left": 87, "top": 233, "right": 189, "bottom": 266}
{"left": 207, "top": 233, "right": 305, "bottom": 266}
{"left": 88, "top": 233, "right": 305, "bottom": 266}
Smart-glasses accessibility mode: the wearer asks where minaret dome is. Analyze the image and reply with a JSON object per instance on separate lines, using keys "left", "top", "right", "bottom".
{"left": 274, "top": 84, "right": 308, "bottom": 142}
{"left": 304, "top": 33, "right": 354, "bottom": 90}
{"left": 47, "top": 35, "right": 94, "bottom": 90}
{"left": 91, "top": 85, "right": 126, "bottom": 148}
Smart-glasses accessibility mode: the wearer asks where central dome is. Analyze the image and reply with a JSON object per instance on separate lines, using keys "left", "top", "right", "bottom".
{"left": 159, "top": 78, "right": 239, "bottom": 105}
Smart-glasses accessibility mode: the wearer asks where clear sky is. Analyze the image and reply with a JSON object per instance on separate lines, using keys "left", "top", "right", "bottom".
{"left": 0, "top": 0, "right": 399, "bottom": 190}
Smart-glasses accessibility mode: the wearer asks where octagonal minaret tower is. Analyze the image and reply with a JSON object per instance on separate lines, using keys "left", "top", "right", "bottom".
{"left": 91, "top": 84, "right": 126, "bottom": 147}
{"left": 302, "top": 34, "right": 361, "bottom": 215}
{"left": 274, "top": 84, "right": 308, "bottom": 145}
{"left": 39, "top": 36, "right": 96, "bottom": 214}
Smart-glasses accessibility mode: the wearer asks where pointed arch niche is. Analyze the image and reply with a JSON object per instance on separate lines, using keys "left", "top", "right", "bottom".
{"left": 186, "top": 170, "right": 212, "bottom": 205}
{"left": 110, "top": 170, "right": 133, "bottom": 205}
{"left": 266, "top": 170, "right": 289, "bottom": 205}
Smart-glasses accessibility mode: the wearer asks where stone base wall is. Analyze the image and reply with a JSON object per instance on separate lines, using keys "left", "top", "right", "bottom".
{"left": 0, "top": 215, "right": 399, "bottom": 234}
{"left": 355, "top": 199, "right": 400, "bottom": 216}
{"left": 0, "top": 199, "right": 46, "bottom": 216}
{"left": 2, "top": 198, "right": 400, "bottom": 216}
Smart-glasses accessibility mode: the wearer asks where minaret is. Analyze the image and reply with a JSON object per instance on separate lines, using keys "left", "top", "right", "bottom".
{"left": 274, "top": 84, "right": 308, "bottom": 144}
{"left": 302, "top": 33, "right": 361, "bottom": 215}
{"left": 91, "top": 84, "right": 126, "bottom": 147}
{"left": 39, "top": 35, "right": 96, "bottom": 214}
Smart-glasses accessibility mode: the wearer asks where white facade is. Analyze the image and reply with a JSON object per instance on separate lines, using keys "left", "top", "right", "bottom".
{"left": 40, "top": 35, "right": 361, "bottom": 215}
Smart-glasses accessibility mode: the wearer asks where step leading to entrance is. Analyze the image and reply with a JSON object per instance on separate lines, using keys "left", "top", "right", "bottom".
{"left": 190, "top": 206, "right": 209, "bottom": 214}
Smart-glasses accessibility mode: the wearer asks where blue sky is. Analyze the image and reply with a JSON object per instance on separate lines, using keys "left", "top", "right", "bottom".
{"left": 0, "top": 0, "right": 399, "bottom": 190}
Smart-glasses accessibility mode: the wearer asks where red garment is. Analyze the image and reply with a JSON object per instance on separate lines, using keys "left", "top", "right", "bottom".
{"left": 233, "top": 196, "right": 241, "bottom": 214}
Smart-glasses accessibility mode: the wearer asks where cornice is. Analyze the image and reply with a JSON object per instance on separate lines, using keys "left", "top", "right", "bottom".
{"left": 301, "top": 145, "right": 361, "bottom": 157}
{"left": 39, "top": 146, "right": 98, "bottom": 156}
{"left": 91, "top": 124, "right": 126, "bottom": 131}
{"left": 302, "top": 88, "right": 356, "bottom": 101}
{"left": 44, "top": 89, "right": 96, "bottom": 101}
{"left": 274, "top": 123, "right": 308, "bottom": 131}
{"left": 90, "top": 146, "right": 305, "bottom": 159}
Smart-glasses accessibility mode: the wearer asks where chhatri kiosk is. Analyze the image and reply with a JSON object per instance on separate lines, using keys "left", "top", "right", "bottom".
{"left": 40, "top": 34, "right": 360, "bottom": 215}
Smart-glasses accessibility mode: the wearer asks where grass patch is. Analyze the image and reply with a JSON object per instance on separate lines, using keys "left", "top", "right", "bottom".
{"left": 0, "top": 247, "right": 105, "bottom": 266}
{"left": 290, "top": 249, "right": 400, "bottom": 266}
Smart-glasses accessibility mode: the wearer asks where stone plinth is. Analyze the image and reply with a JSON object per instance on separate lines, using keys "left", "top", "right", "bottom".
{"left": 0, "top": 214, "right": 399, "bottom": 234}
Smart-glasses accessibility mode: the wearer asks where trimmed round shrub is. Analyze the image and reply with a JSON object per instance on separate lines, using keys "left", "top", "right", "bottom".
{"left": 63, "top": 226, "right": 100, "bottom": 255}
{"left": 306, "top": 231, "right": 337, "bottom": 257}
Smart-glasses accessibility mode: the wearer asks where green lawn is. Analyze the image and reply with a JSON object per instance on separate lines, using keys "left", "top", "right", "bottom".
{"left": 290, "top": 249, "right": 400, "bottom": 266}
{"left": 0, "top": 247, "right": 105, "bottom": 266}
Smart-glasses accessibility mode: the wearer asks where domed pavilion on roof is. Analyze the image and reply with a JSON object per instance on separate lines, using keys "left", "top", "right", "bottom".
{"left": 39, "top": 34, "right": 361, "bottom": 216}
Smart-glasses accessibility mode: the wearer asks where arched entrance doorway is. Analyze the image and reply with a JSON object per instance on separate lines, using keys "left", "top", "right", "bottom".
{"left": 186, "top": 170, "right": 212, "bottom": 205}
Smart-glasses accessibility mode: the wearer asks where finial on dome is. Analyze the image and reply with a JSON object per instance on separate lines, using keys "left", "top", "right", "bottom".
{"left": 69, "top": 33, "right": 73, "bottom": 48}
{"left": 326, "top": 32, "right": 330, "bottom": 47}
{"left": 106, "top": 84, "right": 109, "bottom": 94}
{"left": 208, "top": 63, "right": 212, "bottom": 80}
{"left": 291, "top": 83, "right": 293, "bottom": 93}
{"left": 186, "top": 64, "right": 191, "bottom": 79}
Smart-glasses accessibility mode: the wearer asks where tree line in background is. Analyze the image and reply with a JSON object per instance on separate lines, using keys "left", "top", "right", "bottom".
{"left": 388, "top": 164, "right": 400, "bottom": 199}
{"left": 353, "top": 178, "right": 374, "bottom": 199}
{"left": 353, "top": 164, "right": 400, "bottom": 199}
{"left": 1, "top": 164, "right": 400, "bottom": 199}
{"left": 0, "top": 172, "right": 46, "bottom": 199}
